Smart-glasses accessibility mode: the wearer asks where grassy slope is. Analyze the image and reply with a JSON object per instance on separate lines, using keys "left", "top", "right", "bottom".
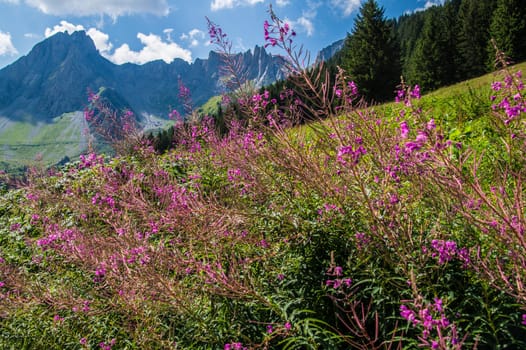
{"left": 0, "top": 112, "right": 175, "bottom": 169}
{"left": 1, "top": 62, "right": 524, "bottom": 170}
{"left": 0, "top": 112, "right": 90, "bottom": 167}
{"left": 0, "top": 63, "right": 524, "bottom": 349}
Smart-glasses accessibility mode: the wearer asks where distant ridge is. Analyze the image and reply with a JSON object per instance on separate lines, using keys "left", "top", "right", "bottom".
{"left": 0, "top": 31, "right": 286, "bottom": 122}
{"left": 316, "top": 39, "right": 345, "bottom": 62}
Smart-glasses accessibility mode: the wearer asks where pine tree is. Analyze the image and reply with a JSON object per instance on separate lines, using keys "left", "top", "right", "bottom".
{"left": 456, "top": 0, "right": 495, "bottom": 79}
{"left": 488, "top": 0, "right": 526, "bottom": 67}
{"left": 407, "top": 3, "right": 458, "bottom": 91}
{"left": 342, "top": 0, "right": 401, "bottom": 102}
{"left": 396, "top": 11, "right": 426, "bottom": 79}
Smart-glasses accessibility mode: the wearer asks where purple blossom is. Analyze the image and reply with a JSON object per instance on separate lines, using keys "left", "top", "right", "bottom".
{"left": 416, "top": 131, "right": 428, "bottom": 144}
{"left": 491, "top": 81, "right": 502, "bottom": 91}
{"left": 400, "top": 304, "right": 417, "bottom": 324}
{"left": 348, "top": 81, "right": 359, "bottom": 96}
{"left": 337, "top": 142, "right": 367, "bottom": 166}
{"left": 428, "top": 240, "right": 469, "bottom": 267}
{"left": 410, "top": 85, "right": 421, "bottom": 99}
{"left": 426, "top": 119, "right": 436, "bottom": 130}
{"left": 395, "top": 89, "right": 405, "bottom": 103}
{"left": 400, "top": 121, "right": 409, "bottom": 139}
{"left": 94, "top": 265, "right": 106, "bottom": 282}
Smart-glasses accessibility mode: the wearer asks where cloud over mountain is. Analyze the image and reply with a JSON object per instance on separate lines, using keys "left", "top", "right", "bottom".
{"left": 0, "top": 31, "right": 18, "bottom": 56}
{"left": 44, "top": 20, "right": 191, "bottom": 64}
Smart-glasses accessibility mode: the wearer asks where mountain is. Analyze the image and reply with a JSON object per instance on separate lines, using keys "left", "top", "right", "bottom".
{"left": 0, "top": 31, "right": 286, "bottom": 122}
{"left": 316, "top": 39, "right": 345, "bottom": 62}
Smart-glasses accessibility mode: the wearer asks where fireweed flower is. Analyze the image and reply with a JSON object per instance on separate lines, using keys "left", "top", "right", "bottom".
{"left": 267, "top": 324, "right": 273, "bottom": 334}
{"left": 411, "top": 85, "right": 421, "bottom": 99}
{"left": 348, "top": 81, "right": 358, "bottom": 96}
{"left": 429, "top": 239, "right": 470, "bottom": 267}
{"left": 263, "top": 14, "right": 296, "bottom": 49}
{"left": 401, "top": 298, "right": 461, "bottom": 348}
{"left": 491, "top": 81, "right": 502, "bottom": 91}
{"left": 400, "top": 121, "right": 410, "bottom": 139}
{"left": 427, "top": 119, "right": 436, "bottom": 130}
{"left": 522, "top": 314, "right": 526, "bottom": 326}
{"left": 224, "top": 342, "right": 246, "bottom": 350}
{"left": 337, "top": 141, "right": 367, "bottom": 166}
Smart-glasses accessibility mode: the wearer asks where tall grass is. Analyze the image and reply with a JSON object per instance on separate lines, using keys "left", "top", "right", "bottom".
{"left": 0, "top": 7, "right": 525, "bottom": 350}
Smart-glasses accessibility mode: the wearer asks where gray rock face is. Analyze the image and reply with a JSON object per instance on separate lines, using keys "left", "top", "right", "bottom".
{"left": 0, "top": 31, "right": 286, "bottom": 121}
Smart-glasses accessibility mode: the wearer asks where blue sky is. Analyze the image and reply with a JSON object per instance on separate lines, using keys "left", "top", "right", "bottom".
{"left": 0, "top": 0, "right": 444, "bottom": 69}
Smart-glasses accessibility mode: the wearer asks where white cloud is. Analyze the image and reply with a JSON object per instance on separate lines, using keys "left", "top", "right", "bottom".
{"left": 285, "top": 16, "right": 314, "bottom": 36}
{"left": 24, "top": 32, "right": 41, "bottom": 39}
{"left": 163, "top": 28, "right": 174, "bottom": 41}
{"left": 331, "top": 0, "right": 361, "bottom": 17}
{"left": 210, "top": 0, "right": 264, "bottom": 11}
{"left": 109, "top": 33, "right": 192, "bottom": 64}
{"left": 44, "top": 21, "right": 192, "bottom": 64}
{"left": 424, "top": 0, "right": 443, "bottom": 9}
{"left": 86, "top": 27, "right": 113, "bottom": 54}
{"left": 283, "top": 1, "right": 318, "bottom": 37}
{"left": 0, "top": 31, "right": 18, "bottom": 56}
{"left": 275, "top": 0, "right": 290, "bottom": 6}
{"left": 44, "top": 20, "right": 85, "bottom": 38}
{"left": 180, "top": 28, "right": 205, "bottom": 48}
{"left": 24, "top": 0, "right": 169, "bottom": 17}
{"left": 414, "top": 0, "right": 444, "bottom": 12}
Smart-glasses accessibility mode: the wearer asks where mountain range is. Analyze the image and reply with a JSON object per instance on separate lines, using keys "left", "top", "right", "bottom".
{"left": 0, "top": 30, "right": 343, "bottom": 168}
{"left": 0, "top": 30, "right": 288, "bottom": 123}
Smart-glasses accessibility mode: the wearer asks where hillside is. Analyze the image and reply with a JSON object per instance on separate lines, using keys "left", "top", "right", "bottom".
{"left": 1, "top": 54, "right": 525, "bottom": 348}
{"left": 0, "top": 31, "right": 287, "bottom": 169}
{"left": 0, "top": 31, "right": 285, "bottom": 122}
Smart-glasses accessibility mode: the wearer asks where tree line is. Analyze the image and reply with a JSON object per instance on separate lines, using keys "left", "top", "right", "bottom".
{"left": 334, "top": 0, "right": 526, "bottom": 101}
{"left": 148, "top": 0, "right": 526, "bottom": 153}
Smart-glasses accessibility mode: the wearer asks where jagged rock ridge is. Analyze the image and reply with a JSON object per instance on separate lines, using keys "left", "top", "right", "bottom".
{"left": 0, "top": 31, "right": 286, "bottom": 121}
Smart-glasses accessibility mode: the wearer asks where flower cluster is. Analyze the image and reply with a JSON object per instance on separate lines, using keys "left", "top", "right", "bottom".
{"left": 424, "top": 239, "right": 470, "bottom": 267}
{"left": 207, "top": 18, "right": 228, "bottom": 46}
{"left": 396, "top": 84, "right": 421, "bottom": 106}
{"left": 99, "top": 339, "right": 116, "bottom": 350}
{"left": 401, "top": 298, "right": 463, "bottom": 349}
{"left": 224, "top": 342, "right": 247, "bottom": 350}
{"left": 263, "top": 18, "right": 296, "bottom": 48}
{"left": 336, "top": 139, "right": 367, "bottom": 166}
{"left": 325, "top": 265, "right": 352, "bottom": 291}
{"left": 491, "top": 70, "right": 525, "bottom": 125}
{"left": 78, "top": 153, "right": 105, "bottom": 170}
